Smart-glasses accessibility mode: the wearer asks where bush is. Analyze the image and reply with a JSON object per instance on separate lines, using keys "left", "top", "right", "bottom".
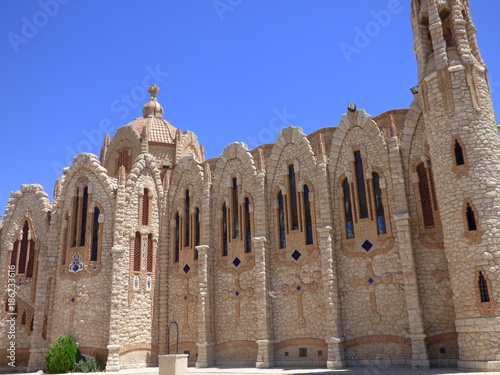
{"left": 72, "top": 355, "right": 101, "bottom": 372}
{"left": 45, "top": 335, "right": 79, "bottom": 373}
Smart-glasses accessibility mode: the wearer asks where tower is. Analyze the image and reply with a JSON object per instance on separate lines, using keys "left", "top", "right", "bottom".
{"left": 412, "top": 0, "right": 500, "bottom": 370}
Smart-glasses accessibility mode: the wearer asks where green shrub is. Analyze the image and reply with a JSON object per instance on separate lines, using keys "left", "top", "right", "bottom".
{"left": 45, "top": 335, "right": 79, "bottom": 373}
{"left": 72, "top": 355, "right": 101, "bottom": 372}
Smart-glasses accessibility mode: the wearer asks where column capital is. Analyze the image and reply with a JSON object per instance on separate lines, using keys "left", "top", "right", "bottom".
{"left": 195, "top": 245, "right": 211, "bottom": 252}
{"left": 111, "top": 246, "right": 126, "bottom": 254}
{"left": 393, "top": 213, "right": 410, "bottom": 221}
{"left": 317, "top": 225, "right": 333, "bottom": 233}
{"left": 252, "top": 236, "right": 267, "bottom": 244}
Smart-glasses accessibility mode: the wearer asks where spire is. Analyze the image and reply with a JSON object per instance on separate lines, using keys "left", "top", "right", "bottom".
{"left": 142, "top": 84, "right": 164, "bottom": 118}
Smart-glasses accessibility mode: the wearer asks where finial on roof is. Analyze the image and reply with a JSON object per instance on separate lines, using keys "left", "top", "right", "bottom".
{"left": 148, "top": 84, "right": 160, "bottom": 99}
{"left": 143, "top": 84, "right": 164, "bottom": 118}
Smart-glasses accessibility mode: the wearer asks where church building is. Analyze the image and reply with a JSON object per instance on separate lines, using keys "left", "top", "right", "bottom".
{"left": 2, "top": 0, "right": 500, "bottom": 371}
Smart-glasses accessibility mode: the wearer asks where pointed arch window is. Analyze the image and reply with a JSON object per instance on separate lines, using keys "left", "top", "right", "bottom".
{"left": 142, "top": 188, "right": 150, "bottom": 226}
{"left": 303, "top": 185, "right": 313, "bottom": 245}
{"left": 244, "top": 197, "right": 252, "bottom": 253}
{"left": 11, "top": 221, "right": 36, "bottom": 277}
{"left": 174, "top": 213, "right": 180, "bottom": 263}
{"left": 454, "top": 140, "right": 465, "bottom": 166}
{"left": 416, "top": 162, "right": 436, "bottom": 229}
{"left": 232, "top": 177, "right": 240, "bottom": 239}
{"left": 133, "top": 232, "right": 141, "bottom": 272}
{"left": 354, "top": 151, "right": 368, "bottom": 219}
{"left": 194, "top": 207, "right": 200, "bottom": 260}
{"left": 79, "top": 187, "right": 88, "bottom": 246}
{"left": 222, "top": 203, "right": 228, "bottom": 257}
{"left": 288, "top": 165, "right": 299, "bottom": 230}
{"left": 147, "top": 234, "right": 153, "bottom": 273}
{"left": 343, "top": 178, "right": 355, "bottom": 239}
{"left": 277, "top": 192, "right": 286, "bottom": 249}
{"left": 91, "top": 207, "right": 100, "bottom": 262}
{"left": 184, "top": 189, "right": 190, "bottom": 248}
{"left": 479, "top": 271, "right": 490, "bottom": 303}
{"left": 372, "top": 173, "right": 387, "bottom": 235}
{"left": 71, "top": 188, "right": 79, "bottom": 247}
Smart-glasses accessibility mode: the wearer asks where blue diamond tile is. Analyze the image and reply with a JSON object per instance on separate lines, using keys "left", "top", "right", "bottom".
{"left": 368, "top": 278, "right": 374, "bottom": 284}
{"left": 183, "top": 264, "right": 190, "bottom": 274}
{"left": 183, "top": 296, "right": 188, "bottom": 300}
{"left": 296, "top": 285, "right": 302, "bottom": 291}
{"left": 235, "top": 291, "right": 240, "bottom": 296}
{"left": 71, "top": 297, "right": 75, "bottom": 303}
{"left": 72, "top": 265, "right": 79, "bottom": 272}
{"left": 233, "top": 257, "right": 241, "bottom": 267}
{"left": 291, "top": 250, "right": 302, "bottom": 261}
{"left": 362, "top": 240, "right": 373, "bottom": 252}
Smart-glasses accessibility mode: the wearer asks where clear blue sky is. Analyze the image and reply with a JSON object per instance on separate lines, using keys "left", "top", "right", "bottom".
{"left": 1, "top": 1, "right": 499, "bottom": 214}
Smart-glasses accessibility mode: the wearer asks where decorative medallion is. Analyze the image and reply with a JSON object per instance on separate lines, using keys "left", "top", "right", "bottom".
{"left": 69, "top": 253, "right": 83, "bottom": 273}
{"left": 133, "top": 275, "right": 140, "bottom": 291}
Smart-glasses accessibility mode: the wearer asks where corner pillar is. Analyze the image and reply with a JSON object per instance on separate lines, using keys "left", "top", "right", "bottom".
{"left": 195, "top": 245, "right": 214, "bottom": 368}
{"left": 317, "top": 226, "right": 345, "bottom": 369}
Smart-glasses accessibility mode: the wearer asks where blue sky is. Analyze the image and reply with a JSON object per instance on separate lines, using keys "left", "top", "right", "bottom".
{"left": 1, "top": 1, "right": 500, "bottom": 213}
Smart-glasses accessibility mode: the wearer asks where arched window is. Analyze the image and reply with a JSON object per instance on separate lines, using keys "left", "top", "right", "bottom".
{"left": 466, "top": 203, "right": 477, "bottom": 231}
{"left": 454, "top": 140, "right": 465, "bottom": 166}
{"left": 26, "top": 239, "right": 35, "bottom": 278}
{"left": 79, "top": 187, "right": 88, "bottom": 246}
{"left": 244, "top": 197, "right": 252, "bottom": 253}
{"left": 133, "top": 232, "right": 141, "bottom": 272}
{"left": 278, "top": 192, "right": 286, "bottom": 249}
{"left": 194, "top": 207, "right": 200, "bottom": 259}
{"left": 478, "top": 272, "right": 490, "bottom": 303}
{"left": 12, "top": 221, "right": 36, "bottom": 276}
{"left": 91, "top": 207, "right": 100, "bottom": 262}
{"left": 343, "top": 178, "right": 355, "bottom": 239}
{"left": 232, "top": 177, "right": 240, "bottom": 239}
{"left": 147, "top": 234, "right": 153, "bottom": 273}
{"left": 288, "top": 165, "right": 299, "bottom": 230}
{"left": 372, "top": 173, "right": 386, "bottom": 235}
{"left": 142, "top": 188, "right": 150, "bottom": 226}
{"left": 222, "top": 203, "right": 228, "bottom": 257}
{"left": 354, "top": 151, "right": 368, "bottom": 219}
{"left": 303, "top": 185, "right": 313, "bottom": 244}
{"left": 184, "top": 189, "right": 190, "bottom": 247}
{"left": 61, "top": 213, "right": 68, "bottom": 265}
{"left": 71, "top": 188, "right": 79, "bottom": 247}
{"left": 174, "top": 213, "right": 180, "bottom": 263}
{"left": 416, "top": 162, "right": 435, "bottom": 229}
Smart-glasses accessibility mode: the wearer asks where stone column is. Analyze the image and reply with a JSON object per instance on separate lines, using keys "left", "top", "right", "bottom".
{"left": 317, "top": 226, "right": 345, "bottom": 369}
{"left": 253, "top": 236, "right": 275, "bottom": 368}
{"left": 196, "top": 245, "right": 214, "bottom": 368}
{"left": 105, "top": 245, "right": 126, "bottom": 371}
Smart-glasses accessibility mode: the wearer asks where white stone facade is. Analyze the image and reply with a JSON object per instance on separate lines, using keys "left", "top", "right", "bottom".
{"left": 1, "top": 1, "right": 500, "bottom": 372}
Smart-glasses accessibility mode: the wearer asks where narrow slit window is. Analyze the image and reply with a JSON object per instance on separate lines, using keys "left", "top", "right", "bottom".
{"left": 454, "top": 140, "right": 465, "bottom": 166}
{"left": 372, "top": 173, "right": 387, "bottom": 235}
{"left": 184, "top": 189, "right": 190, "bottom": 247}
{"left": 11, "top": 240, "right": 19, "bottom": 268}
{"left": 288, "top": 165, "right": 299, "bottom": 230}
{"left": 244, "top": 198, "right": 252, "bottom": 253}
{"left": 343, "top": 179, "right": 355, "bottom": 239}
{"left": 232, "top": 178, "right": 240, "bottom": 239}
{"left": 278, "top": 192, "right": 286, "bottom": 248}
{"left": 303, "top": 185, "right": 313, "bottom": 244}
{"left": 147, "top": 234, "right": 153, "bottom": 272}
{"left": 18, "top": 222, "right": 29, "bottom": 275}
{"left": 466, "top": 203, "right": 477, "bottom": 231}
{"left": 222, "top": 203, "right": 228, "bottom": 257}
{"left": 142, "top": 189, "right": 150, "bottom": 226}
{"left": 133, "top": 232, "right": 141, "bottom": 272}
{"left": 174, "top": 213, "right": 180, "bottom": 263}
{"left": 26, "top": 240, "right": 35, "bottom": 278}
{"left": 91, "top": 207, "right": 100, "bottom": 262}
{"left": 194, "top": 207, "right": 200, "bottom": 259}
{"left": 79, "top": 187, "right": 88, "bottom": 246}
{"left": 417, "top": 162, "right": 435, "bottom": 228}
{"left": 71, "top": 188, "right": 79, "bottom": 247}
{"left": 479, "top": 272, "right": 490, "bottom": 303}
{"left": 354, "top": 151, "right": 368, "bottom": 219}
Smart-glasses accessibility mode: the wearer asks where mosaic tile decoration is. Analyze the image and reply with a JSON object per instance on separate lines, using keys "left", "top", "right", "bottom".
{"left": 233, "top": 257, "right": 241, "bottom": 267}
{"left": 362, "top": 240, "right": 373, "bottom": 252}
{"left": 183, "top": 264, "right": 191, "bottom": 274}
{"left": 291, "top": 250, "right": 302, "bottom": 261}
